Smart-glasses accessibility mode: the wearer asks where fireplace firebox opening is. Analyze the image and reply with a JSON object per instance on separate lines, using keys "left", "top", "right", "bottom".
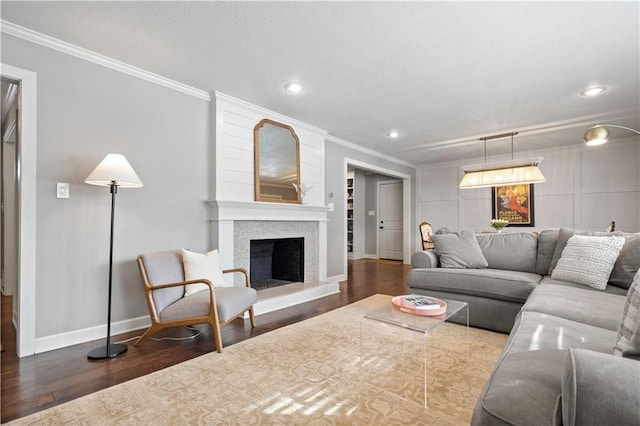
{"left": 249, "top": 237, "right": 304, "bottom": 290}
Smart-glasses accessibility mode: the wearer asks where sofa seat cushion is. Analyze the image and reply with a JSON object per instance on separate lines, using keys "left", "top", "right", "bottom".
{"left": 160, "top": 286, "right": 257, "bottom": 323}
{"left": 523, "top": 282, "right": 627, "bottom": 331}
{"left": 407, "top": 268, "right": 541, "bottom": 303}
{"left": 473, "top": 349, "right": 566, "bottom": 426}
{"left": 508, "top": 311, "right": 617, "bottom": 354}
{"left": 540, "top": 277, "right": 628, "bottom": 296}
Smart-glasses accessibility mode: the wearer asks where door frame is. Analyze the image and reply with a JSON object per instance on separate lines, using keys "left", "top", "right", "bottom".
{"left": 343, "top": 158, "right": 411, "bottom": 277}
{"left": 1, "top": 63, "right": 37, "bottom": 357}
{"left": 376, "top": 179, "right": 403, "bottom": 260}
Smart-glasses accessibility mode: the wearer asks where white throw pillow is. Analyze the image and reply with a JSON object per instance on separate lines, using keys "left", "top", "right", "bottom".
{"left": 181, "top": 249, "right": 230, "bottom": 296}
{"left": 551, "top": 235, "right": 626, "bottom": 290}
{"left": 614, "top": 269, "right": 640, "bottom": 359}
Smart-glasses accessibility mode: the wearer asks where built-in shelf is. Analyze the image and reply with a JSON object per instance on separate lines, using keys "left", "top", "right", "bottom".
{"left": 347, "top": 177, "right": 354, "bottom": 254}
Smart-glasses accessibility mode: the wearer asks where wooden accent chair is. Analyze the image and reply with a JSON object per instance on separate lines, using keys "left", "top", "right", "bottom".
{"left": 419, "top": 221, "right": 435, "bottom": 250}
{"left": 136, "top": 250, "right": 257, "bottom": 353}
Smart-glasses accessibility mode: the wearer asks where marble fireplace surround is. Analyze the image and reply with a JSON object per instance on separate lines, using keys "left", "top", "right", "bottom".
{"left": 208, "top": 201, "right": 338, "bottom": 315}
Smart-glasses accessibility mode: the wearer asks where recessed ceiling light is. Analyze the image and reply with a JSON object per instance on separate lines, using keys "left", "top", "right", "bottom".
{"left": 388, "top": 131, "right": 399, "bottom": 138}
{"left": 580, "top": 86, "right": 606, "bottom": 97}
{"left": 285, "top": 82, "right": 303, "bottom": 93}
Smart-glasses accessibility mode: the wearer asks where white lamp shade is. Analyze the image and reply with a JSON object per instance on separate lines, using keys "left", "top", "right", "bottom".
{"left": 85, "top": 153, "right": 143, "bottom": 188}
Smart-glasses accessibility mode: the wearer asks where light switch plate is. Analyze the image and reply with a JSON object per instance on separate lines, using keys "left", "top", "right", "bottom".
{"left": 57, "top": 182, "right": 69, "bottom": 199}
{"left": 328, "top": 203, "right": 334, "bottom": 212}
{"left": 368, "top": 210, "right": 375, "bottom": 216}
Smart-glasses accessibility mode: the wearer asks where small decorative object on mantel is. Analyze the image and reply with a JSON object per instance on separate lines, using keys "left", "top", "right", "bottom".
{"left": 292, "top": 183, "right": 312, "bottom": 204}
{"left": 391, "top": 295, "right": 447, "bottom": 316}
{"left": 490, "top": 219, "right": 509, "bottom": 233}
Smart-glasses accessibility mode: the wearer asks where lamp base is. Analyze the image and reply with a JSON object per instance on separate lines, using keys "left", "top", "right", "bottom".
{"left": 87, "top": 343, "right": 127, "bottom": 360}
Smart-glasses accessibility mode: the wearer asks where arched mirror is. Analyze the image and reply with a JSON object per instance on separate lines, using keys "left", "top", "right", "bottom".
{"left": 254, "top": 119, "right": 301, "bottom": 203}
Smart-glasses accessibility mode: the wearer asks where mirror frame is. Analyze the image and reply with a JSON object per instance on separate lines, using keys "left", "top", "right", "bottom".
{"left": 254, "top": 118, "right": 301, "bottom": 204}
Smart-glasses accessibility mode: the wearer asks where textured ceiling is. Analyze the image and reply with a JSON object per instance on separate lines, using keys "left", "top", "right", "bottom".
{"left": 2, "top": 1, "right": 639, "bottom": 165}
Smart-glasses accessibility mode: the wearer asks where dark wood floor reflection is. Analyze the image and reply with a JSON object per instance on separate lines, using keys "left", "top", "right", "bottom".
{"left": 1, "top": 259, "right": 411, "bottom": 422}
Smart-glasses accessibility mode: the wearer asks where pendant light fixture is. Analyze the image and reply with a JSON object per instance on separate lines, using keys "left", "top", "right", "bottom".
{"left": 459, "top": 132, "right": 546, "bottom": 189}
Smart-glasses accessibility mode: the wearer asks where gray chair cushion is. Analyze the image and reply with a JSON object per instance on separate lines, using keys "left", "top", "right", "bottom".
{"left": 536, "top": 228, "right": 559, "bottom": 275}
{"left": 160, "top": 288, "right": 211, "bottom": 321}
{"left": 522, "top": 281, "right": 626, "bottom": 331}
{"left": 214, "top": 286, "right": 258, "bottom": 322}
{"left": 476, "top": 232, "right": 538, "bottom": 273}
{"left": 160, "top": 286, "right": 257, "bottom": 323}
{"left": 408, "top": 268, "right": 541, "bottom": 303}
{"left": 432, "top": 230, "right": 488, "bottom": 269}
{"left": 139, "top": 251, "right": 185, "bottom": 313}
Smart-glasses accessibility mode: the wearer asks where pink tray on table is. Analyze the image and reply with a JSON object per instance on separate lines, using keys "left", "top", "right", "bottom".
{"left": 391, "top": 295, "right": 447, "bottom": 316}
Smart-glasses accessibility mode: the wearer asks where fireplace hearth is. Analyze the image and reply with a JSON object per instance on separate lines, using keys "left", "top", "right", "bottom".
{"left": 250, "top": 237, "right": 304, "bottom": 290}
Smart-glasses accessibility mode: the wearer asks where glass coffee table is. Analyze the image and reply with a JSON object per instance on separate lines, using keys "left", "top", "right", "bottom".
{"left": 359, "top": 296, "right": 469, "bottom": 408}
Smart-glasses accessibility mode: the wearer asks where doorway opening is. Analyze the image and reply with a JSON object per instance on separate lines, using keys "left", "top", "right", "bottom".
{"left": 1, "top": 77, "right": 20, "bottom": 355}
{"left": 344, "top": 159, "right": 411, "bottom": 278}
{"left": 2, "top": 63, "right": 37, "bottom": 358}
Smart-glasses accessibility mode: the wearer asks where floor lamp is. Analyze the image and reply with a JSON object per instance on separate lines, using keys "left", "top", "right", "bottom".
{"left": 85, "top": 154, "right": 143, "bottom": 360}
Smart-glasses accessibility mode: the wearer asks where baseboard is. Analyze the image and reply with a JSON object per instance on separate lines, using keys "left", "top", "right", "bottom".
{"left": 327, "top": 274, "right": 346, "bottom": 283}
{"left": 34, "top": 315, "right": 151, "bottom": 354}
{"left": 363, "top": 254, "right": 378, "bottom": 259}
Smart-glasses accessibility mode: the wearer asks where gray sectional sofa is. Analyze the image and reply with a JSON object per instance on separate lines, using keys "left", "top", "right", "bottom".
{"left": 408, "top": 228, "right": 640, "bottom": 425}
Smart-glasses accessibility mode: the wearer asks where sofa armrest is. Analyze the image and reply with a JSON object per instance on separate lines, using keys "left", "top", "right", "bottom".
{"left": 411, "top": 250, "right": 439, "bottom": 268}
{"left": 561, "top": 348, "right": 640, "bottom": 426}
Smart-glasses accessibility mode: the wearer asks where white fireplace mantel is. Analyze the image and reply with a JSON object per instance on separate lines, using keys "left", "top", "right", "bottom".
{"left": 207, "top": 200, "right": 331, "bottom": 222}
{"left": 207, "top": 199, "right": 331, "bottom": 283}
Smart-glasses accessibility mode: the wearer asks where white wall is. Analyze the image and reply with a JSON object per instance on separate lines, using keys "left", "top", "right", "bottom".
{"left": 212, "top": 92, "right": 326, "bottom": 206}
{"left": 2, "top": 34, "right": 211, "bottom": 350}
{"left": 417, "top": 138, "right": 640, "bottom": 233}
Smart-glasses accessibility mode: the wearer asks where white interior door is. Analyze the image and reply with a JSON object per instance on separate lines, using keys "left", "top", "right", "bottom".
{"left": 378, "top": 181, "right": 403, "bottom": 260}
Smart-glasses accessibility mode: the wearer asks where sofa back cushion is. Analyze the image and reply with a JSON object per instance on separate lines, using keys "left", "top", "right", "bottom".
{"left": 549, "top": 228, "right": 613, "bottom": 275}
{"left": 476, "top": 232, "right": 538, "bottom": 273}
{"left": 432, "top": 230, "right": 488, "bottom": 269}
{"left": 609, "top": 234, "right": 640, "bottom": 290}
{"left": 549, "top": 227, "right": 640, "bottom": 289}
{"left": 535, "top": 228, "right": 559, "bottom": 275}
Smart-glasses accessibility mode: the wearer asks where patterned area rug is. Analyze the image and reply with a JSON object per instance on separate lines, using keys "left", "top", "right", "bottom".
{"left": 12, "top": 295, "right": 507, "bottom": 425}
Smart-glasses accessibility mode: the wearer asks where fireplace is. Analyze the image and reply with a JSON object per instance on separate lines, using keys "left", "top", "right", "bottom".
{"left": 250, "top": 237, "right": 304, "bottom": 290}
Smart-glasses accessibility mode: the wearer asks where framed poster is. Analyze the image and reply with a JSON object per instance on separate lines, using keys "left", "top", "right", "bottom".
{"left": 491, "top": 184, "right": 535, "bottom": 226}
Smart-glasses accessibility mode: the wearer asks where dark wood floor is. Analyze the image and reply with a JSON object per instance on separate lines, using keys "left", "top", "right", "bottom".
{"left": 0, "top": 259, "right": 411, "bottom": 423}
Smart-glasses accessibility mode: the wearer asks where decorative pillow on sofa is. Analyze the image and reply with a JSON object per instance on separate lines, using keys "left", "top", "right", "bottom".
{"left": 550, "top": 235, "right": 626, "bottom": 290}
{"left": 613, "top": 270, "right": 640, "bottom": 360}
{"left": 548, "top": 227, "right": 620, "bottom": 275}
{"left": 432, "top": 229, "right": 488, "bottom": 269}
{"left": 181, "top": 249, "right": 230, "bottom": 296}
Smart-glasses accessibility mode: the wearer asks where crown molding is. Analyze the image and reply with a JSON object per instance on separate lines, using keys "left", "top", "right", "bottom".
{"left": 1, "top": 20, "right": 211, "bottom": 102}
{"left": 213, "top": 91, "right": 328, "bottom": 136}
{"left": 325, "top": 134, "right": 416, "bottom": 168}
